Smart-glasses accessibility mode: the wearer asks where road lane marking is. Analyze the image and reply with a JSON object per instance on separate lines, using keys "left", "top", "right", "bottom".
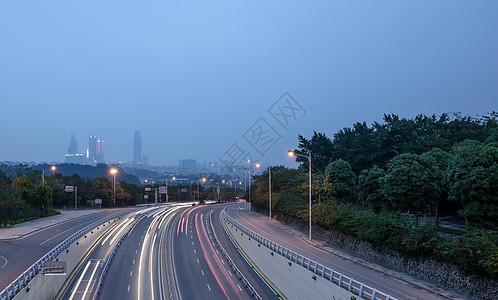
{"left": 237, "top": 284, "right": 242, "bottom": 291}
{"left": 201, "top": 270, "right": 204, "bottom": 276}
{"left": 0, "top": 254, "right": 7, "bottom": 270}
{"left": 195, "top": 213, "right": 230, "bottom": 299}
{"left": 81, "top": 260, "right": 100, "bottom": 299}
{"left": 40, "top": 226, "right": 83, "bottom": 245}
{"left": 69, "top": 260, "right": 91, "bottom": 300}
{"left": 130, "top": 271, "right": 133, "bottom": 276}
{"left": 128, "top": 285, "right": 130, "bottom": 292}
{"left": 207, "top": 284, "right": 211, "bottom": 291}
{"left": 192, "top": 242, "right": 194, "bottom": 246}
{"left": 193, "top": 249, "right": 196, "bottom": 254}
{"left": 133, "top": 259, "right": 136, "bottom": 264}
{"left": 197, "top": 258, "right": 200, "bottom": 264}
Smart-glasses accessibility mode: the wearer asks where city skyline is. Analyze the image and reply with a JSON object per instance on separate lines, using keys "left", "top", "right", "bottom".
{"left": 0, "top": 1, "right": 496, "bottom": 166}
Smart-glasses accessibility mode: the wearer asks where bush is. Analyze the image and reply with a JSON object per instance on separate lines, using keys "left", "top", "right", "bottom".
{"left": 306, "top": 201, "right": 498, "bottom": 277}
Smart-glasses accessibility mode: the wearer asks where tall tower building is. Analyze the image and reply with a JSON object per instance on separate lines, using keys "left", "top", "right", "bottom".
{"left": 67, "top": 133, "right": 78, "bottom": 154}
{"left": 89, "top": 136, "right": 97, "bottom": 162}
{"left": 97, "top": 139, "right": 104, "bottom": 162}
{"left": 133, "top": 131, "right": 142, "bottom": 164}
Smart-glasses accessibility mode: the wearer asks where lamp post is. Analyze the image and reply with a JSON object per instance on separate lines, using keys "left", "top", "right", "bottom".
{"left": 42, "top": 165, "right": 56, "bottom": 185}
{"left": 197, "top": 177, "right": 206, "bottom": 202}
{"left": 110, "top": 168, "right": 117, "bottom": 206}
{"left": 288, "top": 150, "right": 312, "bottom": 241}
{"left": 256, "top": 163, "right": 272, "bottom": 220}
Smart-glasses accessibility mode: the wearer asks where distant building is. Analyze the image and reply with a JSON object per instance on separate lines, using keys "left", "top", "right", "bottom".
{"left": 96, "top": 139, "right": 104, "bottom": 162}
{"left": 179, "top": 159, "right": 197, "bottom": 171}
{"left": 67, "top": 133, "right": 78, "bottom": 154}
{"left": 133, "top": 131, "right": 142, "bottom": 164}
{"left": 65, "top": 134, "right": 85, "bottom": 164}
{"left": 87, "top": 135, "right": 104, "bottom": 163}
{"left": 89, "top": 136, "right": 97, "bottom": 162}
{"left": 65, "top": 153, "right": 86, "bottom": 164}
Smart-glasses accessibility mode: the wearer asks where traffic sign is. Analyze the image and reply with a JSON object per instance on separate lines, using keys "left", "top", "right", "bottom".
{"left": 65, "top": 186, "right": 74, "bottom": 192}
{"left": 159, "top": 186, "right": 167, "bottom": 194}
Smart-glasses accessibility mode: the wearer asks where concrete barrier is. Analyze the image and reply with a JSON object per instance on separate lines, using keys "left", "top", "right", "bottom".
{"left": 222, "top": 210, "right": 395, "bottom": 300}
{"left": 11, "top": 218, "right": 123, "bottom": 300}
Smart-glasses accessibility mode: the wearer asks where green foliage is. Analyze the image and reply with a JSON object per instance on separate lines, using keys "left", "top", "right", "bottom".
{"left": 12, "top": 175, "right": 33, "bottom": 202}
{"left": 296, "top": 132, "right": 333, "bottom": 173}
{"left": 447, "top": 141, "right": 498, "bottom": 225}
{"left": 358, "top": 165, "right": 386, "bottom": 210}
{"left": 325, "top": 159, "right": 357, "bottom": 203}
{"left": 32, "top": 185, "right": 53, "bottom": 208}
{"left": 382, "top": 153, "right": 442, "bottom": 215}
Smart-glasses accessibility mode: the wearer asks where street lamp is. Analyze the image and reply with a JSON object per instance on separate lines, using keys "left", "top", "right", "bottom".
{"left": 197, "top": 177, "right": 206, "bottom": 202}
{"left": 42, "top": 165, "right": 56, "bottom": 185}
{"left": 110, "top": 168, "right": 118, "bottom": 206}
{"left": 256, "top": 163, "right": 272, "bottom": 220}
{"left": 288, "top": 150, "right": 312, "bottom": 241}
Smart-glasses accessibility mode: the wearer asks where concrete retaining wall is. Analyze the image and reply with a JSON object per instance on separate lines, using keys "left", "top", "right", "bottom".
{"left": 13, "top": 218, "right": 122, "bottom": 300}
{"left": 224, "top": 218, "right": 356, "bottom": 300}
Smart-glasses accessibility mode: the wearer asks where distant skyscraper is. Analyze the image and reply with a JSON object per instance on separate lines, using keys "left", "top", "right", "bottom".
{"left": 89, "top": 136, "right": 97, "bottom": 162}
{"left": 133, "top": 131, "right": 142, "bottom": 164}
{"left": 65, "top": 133, "right": 85, "bottom": 164}
{"left": 67, "top": 133, "right": 78, "bottom": 154}
{"left": 97, "top": 139, "right": 104, "bottom": 162}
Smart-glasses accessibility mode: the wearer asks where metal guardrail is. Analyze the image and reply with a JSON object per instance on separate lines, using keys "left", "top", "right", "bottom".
{"left": 222, "top": 209, "right": 397, "bottom": 300}
{"left": 209, "top": 211, "right": 262, "bottom": 300}
{"left": 0, "top": 215, "right": 121, "bottom": 300}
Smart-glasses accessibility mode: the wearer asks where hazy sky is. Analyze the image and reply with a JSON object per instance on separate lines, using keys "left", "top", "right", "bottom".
{"left": 1, "top": 1, "right": 497, "bottom": 166}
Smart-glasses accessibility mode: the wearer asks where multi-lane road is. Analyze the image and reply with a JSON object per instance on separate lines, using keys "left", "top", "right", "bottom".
{"left": 1, "top": 202, "right": 468, "bottom": 300}
{"left": 0, "top": 207, "right": 139, "bottom": 291}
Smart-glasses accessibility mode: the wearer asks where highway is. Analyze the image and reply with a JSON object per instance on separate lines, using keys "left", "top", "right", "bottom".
{"left": 225, "top": 204, "right": 468, "bottom": 300}
{"left": 0, "top": 207, "right": 142, "bottom": 292}
{"left": 96, "top": 202, "right": 279, "bottom": 300}
{"left": 2, "top": 202, "right": 469, "bottom": 300}
{"left": 96, "top": 204, "right": 182, "bottom": 300}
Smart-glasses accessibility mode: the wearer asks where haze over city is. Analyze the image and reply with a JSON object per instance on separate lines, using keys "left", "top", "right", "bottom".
{"left": 1, "top": 1, "right": 496, "bottom": 166}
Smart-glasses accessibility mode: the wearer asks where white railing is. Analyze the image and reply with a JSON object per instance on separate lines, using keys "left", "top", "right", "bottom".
{"left": 221, "top": 209, "right": 396, "bottom": 300}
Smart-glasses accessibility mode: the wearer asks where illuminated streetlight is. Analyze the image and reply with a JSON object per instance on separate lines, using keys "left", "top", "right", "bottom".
{"left": 288, "top": 150, "right": 312, "bottom": 241}
{"left": 42, "top": 166, "right": 56, "bottom": 185}
{"left": 197, "top": 177, "right": 207, "bottom": 202}
{"left": 110, "top": 168, "right": 118, "bottom": 206}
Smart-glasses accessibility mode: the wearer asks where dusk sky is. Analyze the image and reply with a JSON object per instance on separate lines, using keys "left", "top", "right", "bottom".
{"left": 1, "top": 1, "right": 496, "bottom": 166}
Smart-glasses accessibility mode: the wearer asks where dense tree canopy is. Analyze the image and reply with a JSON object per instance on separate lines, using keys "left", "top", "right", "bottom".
{"left": 447, "top": 141, "right": 498, "bottom": 225}
{"left": 382, "top": 153, "right": 442, "bottom": 215}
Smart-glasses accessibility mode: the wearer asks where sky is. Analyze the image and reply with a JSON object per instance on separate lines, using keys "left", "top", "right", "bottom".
{"left": 0, "top": 1, "right": 497, "bottom": 167}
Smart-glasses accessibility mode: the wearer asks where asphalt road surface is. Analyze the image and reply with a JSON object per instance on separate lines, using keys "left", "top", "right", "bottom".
{"left": 0, "top": 207, "right": 141, "bottom": 291}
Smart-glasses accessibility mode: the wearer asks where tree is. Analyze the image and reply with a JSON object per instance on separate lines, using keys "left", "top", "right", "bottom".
{"left": 447, "top": 141, "right": 498, "bottom": 226}
{"left": 296, "top": 132, "right": 333, "bottom": 173}
{"left": 421, "top": 148, "right": 453, "bottom": 221}
{"left": 12, "top": 175, "right": 33, "bottom": 203}
{"left": 325, "top": 159, "right": 357, "bottom": 203}
{"left": 358, "top": 165, "right": 386, "bottom": 211}
{"left": 32, "top": 185, "right": 53, "bottom": 209}
{"left": 382, "top": 153, "right": 442, "bottom": 216}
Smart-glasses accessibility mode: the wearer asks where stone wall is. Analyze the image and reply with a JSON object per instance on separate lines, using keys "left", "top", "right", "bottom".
{"left": 273, "top": 213, "right": 498, "bottom": 300}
